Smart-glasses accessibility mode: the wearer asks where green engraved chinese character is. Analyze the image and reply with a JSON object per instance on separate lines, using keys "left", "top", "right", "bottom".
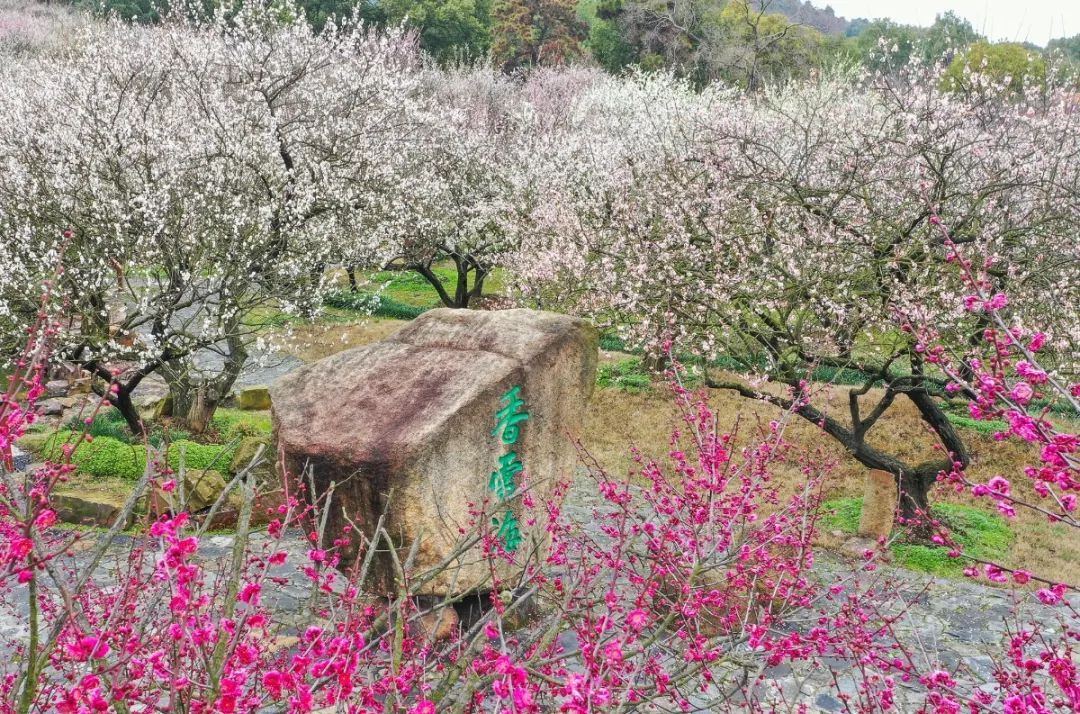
{"left": 492, "top": 385, "right": 529, "bottom": 444}
{"left": 488, "top": 451, "right": 523, "bottom": 501}
{"left": 494, "top": 510, "right": 523, "bottom": 552}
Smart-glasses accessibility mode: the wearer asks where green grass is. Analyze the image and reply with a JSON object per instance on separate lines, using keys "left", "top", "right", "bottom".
{"left": 209, "top": 408, "right": 273, "bottom": 441}
{"left": 365, "top": 268, "right": 453, "bottom": 308}
{"left": 945, "top": 412, "right": 1009, "bottom": 436}
{"left": 341, "top": 263, "right": 509, "bottom": 308}
{"left": 822, "top": 497, "right": 1014, "bottom": 577}
{"left": 596, "top": 358, "right": 654, "bottom": 393}
{"left": 323, "top": 290, "right": 432, "bottom": 320}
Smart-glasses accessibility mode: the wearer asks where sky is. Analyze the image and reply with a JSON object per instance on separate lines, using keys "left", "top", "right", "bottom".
{"left": 820, "top": 0, "right": 1080, "bottom": 45}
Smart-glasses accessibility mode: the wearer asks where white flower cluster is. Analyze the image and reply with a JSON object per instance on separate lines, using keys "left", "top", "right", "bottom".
{"left": 0, "top": 2, "right": 527, "bottom": 392}
{"left": 512, "top": 65, "right": 1080, "bottom": 372}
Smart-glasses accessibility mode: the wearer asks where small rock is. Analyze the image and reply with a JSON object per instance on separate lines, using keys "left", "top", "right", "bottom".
{"left": 229, "top": 436, "right": 273, "bottom": 480}
{"left": 152, "top": 395, "right": 173, "bottom": 419}
{"left": 814, "top": 693, "right": 843, "bottom": 712}
{"left": 840, "top": 536, "right": 888, "bottom": 561}
{"left": 58, "top": 397, "right": 78, "bottom": 409}
{"left": 45, "top": 380, "right": 69, "bottom": 398}
{"left": 414, "top": 603, "right": 460, "bottom": 643}
{"left": 39, "top": 399, "right": 64, "bottom": 416}
{"left": 201, "top": 487, "right": 283, "bottom": 530}
{"left": 150, "top": 469, "right": 230, "bottom": 515}
{"left": 237, "top": 385, "right": 271, "bottom": 411}
{"left": 10, "top": 446, "right": 31, "bottom": 472}
{"left": 52, "top": 492, "right": 133, "bottom": 529}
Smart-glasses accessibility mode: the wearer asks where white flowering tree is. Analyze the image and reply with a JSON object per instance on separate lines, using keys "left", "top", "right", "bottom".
{"left": 0, "top": 3, "right": 424, "bottom": 433}
{"left": 368, "top": 64, "right": 525, "bottom": 309}
{"left": 517, "top": 67, "right": 1080, "bottom": 519}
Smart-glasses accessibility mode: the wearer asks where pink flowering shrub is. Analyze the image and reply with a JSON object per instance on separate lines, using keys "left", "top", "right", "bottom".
{"left": 0, "top": 315, "right": 922, "bottom": 712}
{"left": 898, "top": 223, "right": 1080, "bottom": 713}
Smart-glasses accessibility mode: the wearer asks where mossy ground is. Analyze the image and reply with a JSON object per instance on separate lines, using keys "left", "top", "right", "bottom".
{"left": 821, "top": 497, "right": 1014, "bottom": 577}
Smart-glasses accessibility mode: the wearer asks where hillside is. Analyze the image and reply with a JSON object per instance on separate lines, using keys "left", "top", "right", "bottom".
{"left": 755, "top": 0, "right": 849, "bottom": 35}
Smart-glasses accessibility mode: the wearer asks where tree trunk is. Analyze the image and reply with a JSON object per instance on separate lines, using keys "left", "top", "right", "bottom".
{"left": 346, "top": 266, "right": 359, "bottom": 293}
{"left": 111, "top": 383, "right": 144, "bottom": 437}
{"left": 183, "top": 385, "right": 220, "bottom": 435}
{"left": 641, "top": 350, "right": 668, "bottom": 373}
{"left": 81, "top": 359, "right": 148, "bottom": 437}
{"left": 896, "top": 467, "right": 935, "bottom": 522}
{"left": 165, "top": 333, "right": 248, "bottom": 435}
{"left": 705, "top": 367, "right": 969, "bottom": 538}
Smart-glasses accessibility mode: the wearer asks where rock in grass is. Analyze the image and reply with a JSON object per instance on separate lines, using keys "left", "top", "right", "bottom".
{"left": 271, "top": 308, "right": 597, "bottom": 596}
{"left": 182, "top": 469, "right": 229, "bottom": 513}
{"left": 45, "top": 380, "right": 69, "bottom": 398}
{"left": 10, "top": 446, "right": 31, "bottom": 471}
{"left": 152, "top": 395, "right": 173, "bottom": 419}
{"left": 52, "top": 491, "right": 133, "bottom": 529}
{"left": 39, "top": 399, "right": 64, "bottom": 416}
{"left": 237, "top": 385, "right": 271, "bottom": 411}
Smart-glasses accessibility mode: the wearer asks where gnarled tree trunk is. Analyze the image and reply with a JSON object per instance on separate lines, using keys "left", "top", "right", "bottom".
{"left": 164, "top": 333, "right": 249, "bottom": 435}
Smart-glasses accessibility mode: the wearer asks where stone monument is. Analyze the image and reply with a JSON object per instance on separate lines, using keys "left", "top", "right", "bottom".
{"left": 271, "top": 308, "right": 597, "bottom": 596}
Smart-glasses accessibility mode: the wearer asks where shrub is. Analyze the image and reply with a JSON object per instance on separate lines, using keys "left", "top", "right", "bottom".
{"left": 63, "top": 408, "right": 196, "bottom": 446}
{"left": 166, "top": 440, "right": 236, "bottom": 473}
{"left": 945, "top": 412, "right": 1009, "bottom": 436}
{"left": 41, "top": 431, "right": 236, "bottom": 480}
{"left": 63, "top": 408, "right": 132, "bottom": 443}
{"left": 210, "top": 409, "right": 273, "bottom": 441}
{"left": 43, "top": 431, "right": 143, "bottom": 480}
{"left": 598, "top": 333, "right": 628, "bottom": 352}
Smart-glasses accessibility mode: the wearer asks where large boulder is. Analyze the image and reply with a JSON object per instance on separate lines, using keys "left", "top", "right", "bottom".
{"left": 237, "top": 385, "right": 272, "bottom": 411}
{"left": 271, "top": 308, "right": 597, "bottom": 596}
{"left": 52, "top": 489, "right": 134, "bottom": 529}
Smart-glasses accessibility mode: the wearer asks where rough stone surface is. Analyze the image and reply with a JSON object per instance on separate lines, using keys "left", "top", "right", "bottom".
{"left": 152, "top": 395, "right": 173, "bottom": 419}
{"left": 52, "top": 491, "right": 133, "bottom": 529}
{"left": 230, "top": 436, "right": 273, "bottom": 478}
{"left": 271, "top": 308, "right": 598, "bottom": 596}
{"left": 70, "top": 376, "right": 92, "bottom": 395}
{"left": 238, "top": 385, "right": 272, "bottom": 411}
{"left": 44, "top": 380, "right": 69, "bottom": 398}
{"left": 858, "top": 469, "right": 897, "bottom": 539}
{"left": 39, "top": 399, "right": 64, "bottom": 416}
{"left": 10, "top": 446, "right": 31, "bottom": 472}
{"left": 182, "top": 469, "right": 228, "bottom": 513}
